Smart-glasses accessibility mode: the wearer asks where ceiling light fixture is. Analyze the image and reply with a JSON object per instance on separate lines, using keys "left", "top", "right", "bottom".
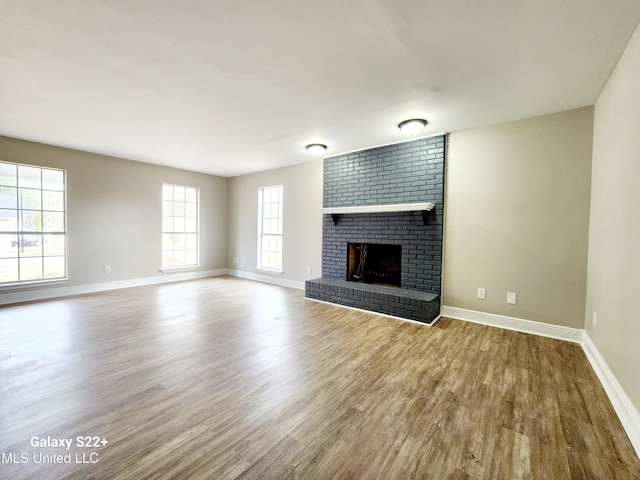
{"left": 399, "top": 118, "right": 427, "bottom": 136}
{"left": 306, "top": 144, "right": 327, "bottom": 156}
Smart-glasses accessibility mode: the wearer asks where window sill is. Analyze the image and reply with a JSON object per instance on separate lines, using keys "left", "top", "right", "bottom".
{"left": 0, "top": 277, "right": 69, "bottom": 289}
{"left": 160, "top": 265, "right": 200, "bottom": 273}
{"left": 256, "top": 267, "right": 283, "bottom": 275}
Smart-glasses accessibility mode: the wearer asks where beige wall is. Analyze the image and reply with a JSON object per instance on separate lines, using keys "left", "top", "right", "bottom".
{"left": 586, "top": 23, "right": 640, "bottom": 410}
{"left": 227, "top": 160, "right": 323, "bottom": 285}
{"left": 0, "top": 136, "right": 227, "bottom": 297}
{"left": 442, "top": 107, "right": 594, "bottom": 328}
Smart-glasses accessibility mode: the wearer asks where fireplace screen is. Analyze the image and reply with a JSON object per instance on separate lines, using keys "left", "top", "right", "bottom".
{"left": 347, "top": 243, "right": 401, "bottom": 287}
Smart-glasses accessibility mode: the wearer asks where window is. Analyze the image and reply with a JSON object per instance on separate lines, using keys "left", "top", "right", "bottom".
{"left": 258, "top": 185, "right": 283, "bottom": 271}
{"left": 0, "top": 161, "right": 66, "bottom": 285}
{"left": 162, "top": 184, "right": 199, "bottom": 269}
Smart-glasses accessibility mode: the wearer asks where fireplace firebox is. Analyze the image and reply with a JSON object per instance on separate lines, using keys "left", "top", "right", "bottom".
{"left": 347, "top": 242, "right": 401, "bottom": 288}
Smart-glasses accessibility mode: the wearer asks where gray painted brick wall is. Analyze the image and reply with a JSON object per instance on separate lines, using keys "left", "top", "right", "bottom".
{"left": 323, "top": 136, "right": 445, "bottom": 208}
{"left": 321, "top": 211, "right": 442, "bottom": 293}
{"left": 322, "top": 135, "right": 445, "bottom": 294}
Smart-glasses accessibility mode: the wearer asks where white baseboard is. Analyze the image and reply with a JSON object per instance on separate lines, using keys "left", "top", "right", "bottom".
{"left": 0, "top": 269, "right": 227, "bottom": 305}
{"left": 226, "top": 269, "right": 305, "bottom": 290}
{"left": 440, "top": 305, "right": 583, "bottom": 343}
{"left": 582, "top": 332, "right": 640, "bottom": 458}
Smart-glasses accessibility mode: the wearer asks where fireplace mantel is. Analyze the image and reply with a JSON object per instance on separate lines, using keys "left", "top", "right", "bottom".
{"left": 321, "top": 202, "right": 435, "bottom": 215}
{"left": 321, "top": 202, "right": 435, "bottom": 224}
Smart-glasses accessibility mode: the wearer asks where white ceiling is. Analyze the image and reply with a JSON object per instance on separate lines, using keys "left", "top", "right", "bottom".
{"left": 1, "top": 1, "right": 639, "bottom": 177}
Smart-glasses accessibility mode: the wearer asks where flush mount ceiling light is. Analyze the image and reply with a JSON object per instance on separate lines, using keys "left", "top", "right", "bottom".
{"left": 306, "top": 144, "right": 327, "bottom": 156}
{"left": 398, "top": 118, "right": 427, "bottom": 136}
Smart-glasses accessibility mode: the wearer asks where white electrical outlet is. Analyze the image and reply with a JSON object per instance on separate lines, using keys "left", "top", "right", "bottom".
{"left": 306, "top": 267, "right": 312, "bottom": 275}
{"left": 507, "top": 292, "right": 517, "bottom": 305}
{"left": 593, "top": 311, "right": 597, "bottom": 327}
{"left": 477, "top": 288, "right": 486, "bottom": 300}
{"left": 233, "top": 257, "right": 238, "bottom": 264}
{"left": 104, "top": 266, "right": 111, "bottom": 274}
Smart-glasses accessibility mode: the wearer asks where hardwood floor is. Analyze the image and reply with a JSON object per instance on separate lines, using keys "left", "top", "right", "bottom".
{"left": 1, "top": 276, "right": 638, "bottom": 479}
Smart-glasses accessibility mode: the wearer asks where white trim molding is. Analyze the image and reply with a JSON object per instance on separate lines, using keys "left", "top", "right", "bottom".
{"left": 582, "top": 332, "right": 640, "bottom": 457}
{"left": 0, "top": 268, "right": 304, "bottom": 305}
{"left": 0, "top": 269, "right": 227, "bottom": 305}
{"left": 440, "top": 305, "right": 583, "bottom": 343}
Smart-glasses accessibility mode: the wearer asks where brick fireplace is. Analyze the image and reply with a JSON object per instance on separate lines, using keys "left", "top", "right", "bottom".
{"left": 305, "top": 135, "right": 445, "bottom": 324}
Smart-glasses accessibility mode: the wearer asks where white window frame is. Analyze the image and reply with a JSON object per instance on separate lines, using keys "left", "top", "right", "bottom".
{"left": 161, "top": 183, "right": 199, "bottom": 270}
{"left": 257, "top": 185, "right": 283, "bottom": 273}
{"left": 0, "top": 160, "right": 67, "bottom": 286}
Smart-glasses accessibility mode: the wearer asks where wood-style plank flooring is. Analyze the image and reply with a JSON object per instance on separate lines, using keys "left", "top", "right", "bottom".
{"left": 1, "top": 276, "right": 639, "bottom": 479}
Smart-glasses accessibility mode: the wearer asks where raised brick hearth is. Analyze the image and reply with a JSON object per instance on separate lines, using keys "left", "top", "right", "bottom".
{"left": 306, "top": 278, "right": 440, "bottom": 323}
